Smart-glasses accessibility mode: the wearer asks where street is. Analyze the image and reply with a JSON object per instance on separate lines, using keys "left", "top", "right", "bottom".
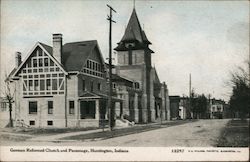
{"left": 1, "top": 119, "right": 229, "bottom": 146}
{"left": 80, "top": 119, "right": 229, "bottom": 147}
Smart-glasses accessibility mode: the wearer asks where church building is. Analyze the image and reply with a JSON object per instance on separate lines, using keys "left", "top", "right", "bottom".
{"left": 112, "top": 8, "right": 170, "bottom": 123}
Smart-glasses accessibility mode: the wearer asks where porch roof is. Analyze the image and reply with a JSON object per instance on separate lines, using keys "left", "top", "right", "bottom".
{"left": 78, "top": 91, "right": 123, "bottom": 102}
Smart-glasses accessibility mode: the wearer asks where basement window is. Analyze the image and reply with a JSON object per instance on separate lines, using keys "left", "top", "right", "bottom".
{"left": 29, "top": 120, "right": 35, "bottom": 126}
{"left": 47, "top": 121, "right": 53, "bottom": 126}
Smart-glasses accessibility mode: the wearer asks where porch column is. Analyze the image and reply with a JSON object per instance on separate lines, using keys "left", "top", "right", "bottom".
{"left": 141, "top": 93, "right": 147, "bottom": 123}
{"left": 150, "top": 96, "right": 156, "bottom": 122}
{"left": 123, "top": 92, "right": 129, "bottom": 116}
{"left": 95, "top": 100, "right": 100, "bottom": 120}
{"left": 134, "top": 93, "right": 139, "bottom": 123}
{"left": 77, "top": 100, "right": 80, "bottom": 127}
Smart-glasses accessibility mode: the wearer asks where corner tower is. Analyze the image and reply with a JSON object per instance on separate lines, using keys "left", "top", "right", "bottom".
{"left": 114, "top": 8, "right": 155, "bottom": 123}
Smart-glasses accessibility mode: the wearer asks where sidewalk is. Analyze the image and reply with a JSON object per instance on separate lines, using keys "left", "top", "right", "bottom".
{"left": 1, "top": 120, "right": 192, "bottom": 143}
{"left": 28, "top": 120, "right": 190, "bottom": 142}
{"left": 28, "top": 128, "right": 109, "bottom": 142}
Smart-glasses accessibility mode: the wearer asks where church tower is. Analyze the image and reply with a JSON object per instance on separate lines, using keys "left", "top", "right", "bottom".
{"left": 114, "top": 8, "right": 155, "bottom": 123}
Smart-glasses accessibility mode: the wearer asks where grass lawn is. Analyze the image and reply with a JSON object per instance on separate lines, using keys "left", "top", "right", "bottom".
{"left": 1, "top": 126, "right": 99, "bottom": 136}
{"left": 60, "top": 120, "right": 195, "bottom": 141}
{"left": 0, "top": 134, "right": 32, "bottom": 142}
{"left": 217, "top": 119, "right": 249, "bottom": 147}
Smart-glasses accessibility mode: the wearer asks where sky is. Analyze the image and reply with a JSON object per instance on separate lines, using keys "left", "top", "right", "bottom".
{"left": 0, "top": 0, "right": 249, "bottom": 101}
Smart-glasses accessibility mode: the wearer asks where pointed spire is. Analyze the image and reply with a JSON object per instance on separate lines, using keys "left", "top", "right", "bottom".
{"left": 114, "top": 8, "right": 153, "bottom": 52}
{"left": 120, "top": 8, "right": 143, "bottom": 43}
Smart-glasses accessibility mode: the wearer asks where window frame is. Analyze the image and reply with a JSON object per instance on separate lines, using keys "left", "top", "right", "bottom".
{"left": 29, "top": 101, "right": 38, "bottom": 114}
{"left": 48, "top": 101, "right": 53, "bottom": 114}
{"left": 69, "top": 100, "right": 75, "bottom": 114}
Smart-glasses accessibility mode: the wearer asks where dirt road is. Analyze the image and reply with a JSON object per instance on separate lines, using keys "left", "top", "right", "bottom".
{"left": 81, "top": 119, "right": 229, "bottom": 147}
{"left": 0, "top": 119, "right": 229, "bottom": 146}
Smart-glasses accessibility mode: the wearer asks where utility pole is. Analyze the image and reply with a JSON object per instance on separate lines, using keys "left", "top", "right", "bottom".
{"left": 107, "top": 4, "right": 116, "bottom": 131}
{"left": 189, "top": 73, "right": 193, "bottom": 119}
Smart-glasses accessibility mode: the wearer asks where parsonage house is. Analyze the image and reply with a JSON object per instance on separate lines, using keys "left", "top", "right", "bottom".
{"left": 6, "top": 8, "right": 170, "bottom": 128}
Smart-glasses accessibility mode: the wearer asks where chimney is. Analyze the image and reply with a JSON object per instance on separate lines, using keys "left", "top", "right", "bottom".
{"left": 15, "top": 52, "right": 22, "bottom": 68}
{"left": 52, "top": 33, "right": 62, "bottom": 63}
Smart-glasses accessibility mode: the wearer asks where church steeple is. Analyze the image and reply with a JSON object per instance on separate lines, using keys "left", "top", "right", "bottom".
{"left": 114, "top": 8, "right": 153, "bottom": 52}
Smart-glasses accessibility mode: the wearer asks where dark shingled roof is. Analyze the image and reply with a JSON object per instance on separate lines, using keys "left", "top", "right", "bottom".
{"left": 62, "top": 40, "right": 97, "bottom": 71}
{"left": 39, "top": 42, "right": 53, "bottom": 55}
{"left": 115, "top": 9, "right": 153, "bottom": 52}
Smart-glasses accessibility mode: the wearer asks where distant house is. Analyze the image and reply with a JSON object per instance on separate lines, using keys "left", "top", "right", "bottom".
{"left": 209, "top": 99, "right": 225, "bottom": 119}
{"left": 0, "top": 97, "right": 9, "bottom": 127}
{"left": 169, "top": 96, "right": 180, "bottom": 120}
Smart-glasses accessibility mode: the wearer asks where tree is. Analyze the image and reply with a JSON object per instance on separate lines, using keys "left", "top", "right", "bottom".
{"left": 190, "top": 90, "right": 208, "bottom": 119}
{"left": 2, "top": 74, "right": 15, "bottom": 127}
{"left": 229, "top": 62, "right": 250, "bottom": 119}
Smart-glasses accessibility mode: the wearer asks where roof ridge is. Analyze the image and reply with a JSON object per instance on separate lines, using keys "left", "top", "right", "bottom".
{"left": 64, "top": 40, "right": 97, "bottom": 45}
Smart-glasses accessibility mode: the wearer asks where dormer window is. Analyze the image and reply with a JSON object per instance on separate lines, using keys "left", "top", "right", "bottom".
{"left": 125, "top": 43, "right": 135, "bottom": 49}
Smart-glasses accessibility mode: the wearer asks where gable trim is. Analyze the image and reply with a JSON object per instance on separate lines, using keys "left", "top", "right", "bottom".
{"left": 12, "top": 42, "right": 68, "bottom": 78}
{"left": 80, "top": 43, "right": 107, "bottom": 72}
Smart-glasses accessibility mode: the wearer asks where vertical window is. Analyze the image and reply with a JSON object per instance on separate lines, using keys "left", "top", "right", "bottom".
{"left": 34, "top": 80, "right": 39, "bottom": 91}
{"left": 48, "top": 101, "right": 53, "bottom": 114}
{"left": 87, "top": 60, "right": 90, "bottom": 68}
{"left": 52, "top": 79, "right": 57, "bottom": 90}
{"left": 29, "top": 80, "right": 33, "bottom": 91}
{"left": 82, "top": 80, "right": 85, "bottom": 91}
{"left": 50, "top": 60, "right": 54, "bottom": 66}
{"left": 33, "top": 59, "right": 37, "bottom": 67}
{"left": 98, "top": 83, "right": 101, "bottom": 91}
{"left": 69, "top": 101, "right": 74, "bottom": 114}
{"left": 44, "top": 58, "right": 49, "bottom": 66}
{"left": 91, "top": 81, "right": 94, "bottom": 92}
{"left": 46, "top": 79, "right": 51, "bottom": 90}
{"left": 40, "top": 80, "right": 45, "bottom": 91}
{"left": 29, "top": 101, "right": 37, "bottom": 114}
{"left": 39, "top": 58, "right": 43, "bottom": 67}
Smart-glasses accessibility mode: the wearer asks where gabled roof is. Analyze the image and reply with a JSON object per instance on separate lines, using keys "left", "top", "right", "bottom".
{"left": 5, "top": 68, "right": 17, "bottom": 82}
{"left": 9, "top": 39, "right": 105, "bottom": 80}
{"left": 39, "top": 42, "right": 53, "bottom": 55}
{"left": 12, "top": 42, "right": 68, "bottom": 78}
{"left": 62, "top": 40, "right": 105, "bottom": 72}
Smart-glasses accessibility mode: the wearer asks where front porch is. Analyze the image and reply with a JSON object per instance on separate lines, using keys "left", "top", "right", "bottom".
{"left": 76, "top": 92, "right": 123, "bottom": 128}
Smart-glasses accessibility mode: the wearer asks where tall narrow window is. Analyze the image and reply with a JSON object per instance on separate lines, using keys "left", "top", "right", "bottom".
{"left": 82, "top": 80, "right": 85, "bottom": 91}
{"left": 128, "top": 48, "right": 132, "bottom": 65}
{"left": 34, "top": 80, "right": 39, "bottom": 91}
{"left": 48, "top": 101, "right": 53, "bottom": 114}
{"left": 40, "top": 80, "right": 45, "bottom": 91}
{"left": 29, "top": 101, "right": 37, "bottom": 114}
{"left": 52, "top": 79, "right": 57, "bottom": 90}
{"left": 91, "top": 81, "right": 94, "bottom": 92}
{"left": 44, "top": 58, "right": 49, "bottom": 66}
{"left": 29, "top": 80, "right": 33, "bottom": 91}
{"left": 46, "top": 79, "right": 51, "bottom": 90}
{"left": 39, "top": 58, "right": 43, "bottom": 67}
{"left": 98, "top": 83, "right": 101, "bottom": 91}
{"left": 33, "top": 59, "right": 37, "bottom": 67}
{"left": 69, "top": 101, "right": 74, "bottom": 114}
